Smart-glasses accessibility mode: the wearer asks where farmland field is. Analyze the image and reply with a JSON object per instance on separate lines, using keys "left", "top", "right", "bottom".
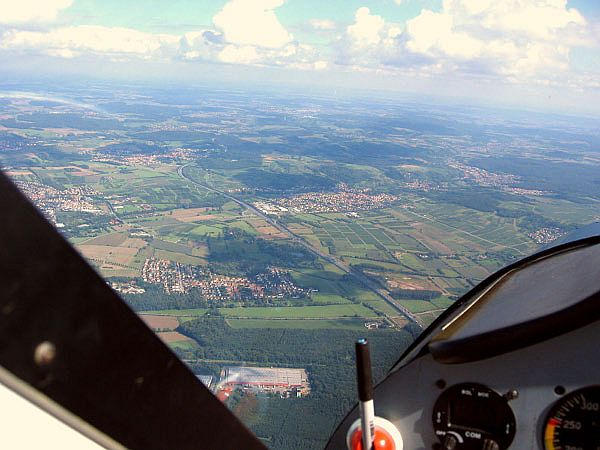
{"left": 157, "top": 331, "right": 194, "bottom": 343}
{"left": 218, "top": 304, "right": 379, "bottom": 319}
{"left": 139, "top": 314, "right": 179, "bottom": 330}
{"left": 225, "top": 318, "right": 368, "bottom": 330}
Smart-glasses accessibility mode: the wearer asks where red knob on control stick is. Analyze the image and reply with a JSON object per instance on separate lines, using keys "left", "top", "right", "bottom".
{"left": 347, "top": 416, "right": 403, "bottom": 450}
{"left": 350, "top": 425, "right": 397, "bottom": 450}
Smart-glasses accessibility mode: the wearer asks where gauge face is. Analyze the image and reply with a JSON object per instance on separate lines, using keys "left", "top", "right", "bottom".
{"left": 432, "top": 383, "right": 516, "bottom": 450}
{"left": 543, "top": 386, "right": 600, "bottom": 450}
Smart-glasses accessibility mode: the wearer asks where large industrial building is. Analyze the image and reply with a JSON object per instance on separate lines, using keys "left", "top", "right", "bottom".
{"left": 219, "top": 366, "right": 310, "bottom": 397}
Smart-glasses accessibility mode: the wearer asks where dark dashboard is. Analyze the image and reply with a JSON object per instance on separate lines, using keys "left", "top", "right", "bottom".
{"left": 328, "top": 237, "right": 600, "bottom": 450}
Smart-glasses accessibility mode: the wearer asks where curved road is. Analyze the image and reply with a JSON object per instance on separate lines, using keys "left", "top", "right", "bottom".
{"left": 178, "top": 163, "right": 423, "bottom": 328}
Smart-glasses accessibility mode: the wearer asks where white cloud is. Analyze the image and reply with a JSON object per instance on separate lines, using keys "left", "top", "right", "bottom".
{"left": 213, "top": 0, "right": 292, "bottom": 49}
{"left": 178, "top": 30, "right": 321, "bottom": 69}
{"left": 336, "top": 7, "right": 402, "bottom": 67}
{"left": 218, "top": 44, "right": 260, "bottom": 64}
{"left": 0, "top": 21, "right": 324, "bottom": 71}
{"left": 327, "top": 0, "right": 596, "bottom": 92}
{"left": 0, "top": 25, "right": 179, "bottom": 59}
{"left": 288, "top": 60, "right": 328, "bottom": 71}
{"left": 403, "top": 0, "right": 589, "bottom": 78}
{"left": 347, "top": 7, "right": 385, "bottom": 46}
{"left": 474, "top": 0, "right": 586, "bottom": 40}
{"left": 179, "top": 30, "right": 223, "bottom": 60}
{"left": 0, "top": 1, "right": 299, "bottom": 69}
{"left": 271, "top": 43, "right": 322, "bottom": 68}
{"left": 405, "top": 10, "right": 483, "bottom": 59}
{"left": 329, "top": 0, "right": 590, "bottom": 86}
{"left": 0, "top": 0, "right": 73, "bottom": 24}
{"left": 314, "top": 60, "right": 328, "bottom": 70}
{"left": 178, "top": 2, "right": 321, "bottom": 69}
{"left": 309, "top": 19, "right": 336, "bottom": 31}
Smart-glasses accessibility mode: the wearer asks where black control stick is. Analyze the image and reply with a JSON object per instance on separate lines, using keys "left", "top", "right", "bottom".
{"left": 356, "top": 338, "right": 375, "bottom": 450}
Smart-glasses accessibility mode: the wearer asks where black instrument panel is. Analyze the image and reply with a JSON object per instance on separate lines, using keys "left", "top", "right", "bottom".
{"left": 327, "top": 237, "right": 600, "bottom": 450}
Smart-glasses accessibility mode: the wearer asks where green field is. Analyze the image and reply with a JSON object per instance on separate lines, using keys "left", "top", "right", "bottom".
{"left": 218, "top": 304, "right": 378, "bottom": 319}
{"left": 154, "top": 249, "right": 206, "bottom": 265}
{"left": 139, "top": 308, "right": 209, "bottom": 316}
{"left": 310, "top": 293, "right": 352, "bottom": 304}
{"left": 168, "top": 340, "right": 199, "bottom": 350}
{"left": 225, "top": 318, "right": 368, "bottom": 330}
{"left": 282, "top": 199, "right": 538, "bottom": 319}
{"left": 138, "top": 303, "right": 379, "bottom": 318}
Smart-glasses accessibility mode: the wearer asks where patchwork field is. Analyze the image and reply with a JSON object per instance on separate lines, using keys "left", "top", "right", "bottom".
{"left": 9, "top": 155, "right": 548, "bottom": 325}
{"left": 78, "top": 244, "right": 139, "bottom": 265}
{"left": 252, "top": 224, "right": 287, "bottom": 239}
{"left": 157, "top": 331, "right": 195, "bottom": 344}
{"left": 167, "top": 207, "right": 214, "bottom": 222}
{"left": 281, "top": 199, "right": 541, "bottom": 320}
{"left": 139, "top": 314, "right": 179, "bottom": 330}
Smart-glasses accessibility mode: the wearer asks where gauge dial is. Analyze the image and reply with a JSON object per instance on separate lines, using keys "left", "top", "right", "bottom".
{"left": 543, "top": 386, "right": 600, "bottom": 450}
{"left": 432, "top": 383, "right": 516, "bottom": 450}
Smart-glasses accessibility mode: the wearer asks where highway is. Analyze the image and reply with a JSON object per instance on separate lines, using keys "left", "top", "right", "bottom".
{"left": 178, "top": 163, "right": 424, "bottom": 328}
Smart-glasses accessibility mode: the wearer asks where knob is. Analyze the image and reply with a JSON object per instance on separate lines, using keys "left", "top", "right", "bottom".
{"left": 443, "top": 434, "right": 459, "bottom": 450}
{"left": 482, "top": 439, "right": 499, "bottom": 450}
{"left": 347, "top": 417, "right": 403, "bottom": 450}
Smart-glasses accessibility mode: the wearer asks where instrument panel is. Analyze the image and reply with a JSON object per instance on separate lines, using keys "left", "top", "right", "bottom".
{"left": 327, "top": 238, "right": 600, "bottom": 450}
{"left": 327, "top": 320, "right": 600, "bottom": 450}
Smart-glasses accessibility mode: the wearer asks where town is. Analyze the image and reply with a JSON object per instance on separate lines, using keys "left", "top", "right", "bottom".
{"left": 90, "top": 147, "right": 202, "bottom": 166}
{"left": 449, "top": 161, "right": 547, "bottom": 196}
{"left": 528, "top": 227, "right": 565, "bottom": 244}
{"left": 254, "top": 183, "right": 398, "bottom": 215}
{"left": 14, "top": 180, "right": 103, "bottom": 225}
{"left": 141, "top": 257, "right": 309, "bottom": 301}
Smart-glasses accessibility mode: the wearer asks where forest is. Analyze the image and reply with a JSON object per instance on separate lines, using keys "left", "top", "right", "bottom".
{"left": 123, "top": 283, "right": 209, "bottom": 311}
{"left": 208, "top": 231, "right": 319, "bottom": 276}
{"left": 234, "top": 168, "right": 336, "bottom": 193}
{"left": 179, "top": 317, "right": 419, "bottom": 450}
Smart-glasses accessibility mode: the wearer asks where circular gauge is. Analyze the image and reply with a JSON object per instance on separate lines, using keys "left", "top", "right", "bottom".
{"left": 543, "top": 386, "right": 600, "bottom": 450}
{"left": 433, "top": 383, "right": 516, "bottom": 450}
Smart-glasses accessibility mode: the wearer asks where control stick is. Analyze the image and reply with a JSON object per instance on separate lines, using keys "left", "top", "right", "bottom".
{"left": 356, "top": 338, "right": 375, "bottom": 449}
{"left": 346, "top": 338, "right": 403, "bottom": 450}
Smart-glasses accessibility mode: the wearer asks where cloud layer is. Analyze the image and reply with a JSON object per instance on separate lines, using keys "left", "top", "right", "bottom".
{"left": 1, "top": 25, "right": 178, "bottom": 59}
{"left": 0, "top": 0, "right": 597, "bottom": 91}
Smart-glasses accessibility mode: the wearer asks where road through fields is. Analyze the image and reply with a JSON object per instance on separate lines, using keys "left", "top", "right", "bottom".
{"left": 178, "top": 163, "right": 424, "bottom": 329}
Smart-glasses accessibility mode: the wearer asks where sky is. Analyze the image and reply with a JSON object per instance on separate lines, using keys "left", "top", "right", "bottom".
{"left": 1, "top": 0, "right": 600, "bottom": 114}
